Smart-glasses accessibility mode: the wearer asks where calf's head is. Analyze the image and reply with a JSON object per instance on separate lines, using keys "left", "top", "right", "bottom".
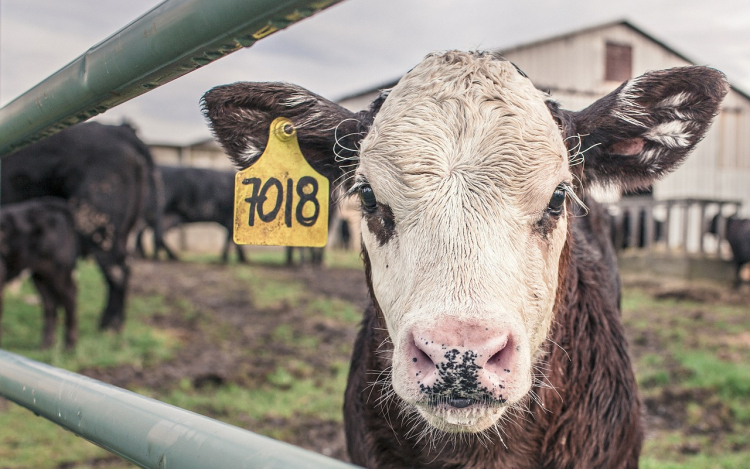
{"left": 203, "top": 51, "right": 727, "bottom": 433}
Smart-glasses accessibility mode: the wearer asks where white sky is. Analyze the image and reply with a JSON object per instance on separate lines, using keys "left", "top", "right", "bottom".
{"left": 2, "top": 0, "right": 749, "bottom": 145}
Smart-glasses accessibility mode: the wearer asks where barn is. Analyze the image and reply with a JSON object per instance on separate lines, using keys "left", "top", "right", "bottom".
{"left": 141, "top": 20, "right": 749, "bottom": 263}
{"left": 337, "top": 20, "right": 750, "bottom": 259}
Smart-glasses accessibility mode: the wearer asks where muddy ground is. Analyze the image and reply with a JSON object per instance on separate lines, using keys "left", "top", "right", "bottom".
{"left": 72, "top": 258, "right": 750, "bottom": 467}
{"left": 81, "top": 258, "right": 369, "bottom": 463}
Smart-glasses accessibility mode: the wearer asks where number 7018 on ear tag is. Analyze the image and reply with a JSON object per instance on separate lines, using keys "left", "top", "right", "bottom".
{"left": 233, "top": 117, "right": 329, "bottom": 247}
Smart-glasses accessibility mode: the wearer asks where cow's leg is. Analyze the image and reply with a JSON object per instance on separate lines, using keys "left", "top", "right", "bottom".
{"left": 221, "top": 230, "right": 231, "bottom": 264}
{"left": 32, "top": 274, "right": 58, "bottom": 348}
{"left": 159, "top": 239, "right": 179, "bottom": 260}
{"left": 733, "top": 262, "right": 743, "bottom": 289}
{"left": 153, "top": 233, "right": 178, "bottom": 261}
{"left": 311, "top": 248, "right": 324, "bottom": 266}
{"left": 157, "top": 214, "right": 180, "bottom": 261}
{"left": 134, "top": 226, "right": 148, "bottom": 258}
{"left": 57, "top": 272, "right": 78, "bottom": 349}
{"left": 235, "top": 242, "right": 247, "bottom": 264}
{"left": 0, "top": 285, "right": 4, "bottom": 348}
{"left": 285, "top": 246, "right": 294, "bottom": 266}
{"left": 95, "top": 251, "right": 129, "bottom": 331}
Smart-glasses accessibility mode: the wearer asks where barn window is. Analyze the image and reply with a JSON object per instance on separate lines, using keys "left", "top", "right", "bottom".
{"left": 605, "top": 42, "right": 632, "bottom": 82}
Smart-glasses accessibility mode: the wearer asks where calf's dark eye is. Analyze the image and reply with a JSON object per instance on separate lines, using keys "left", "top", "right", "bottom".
{"left": 360, "top": 185, "right": 378, "bottom": 212}
{"left": 547, "top": 186, "right": 566, "bottom": 215}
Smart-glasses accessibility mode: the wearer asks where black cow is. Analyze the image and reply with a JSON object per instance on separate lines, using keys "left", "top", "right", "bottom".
{"left": 1, "top": 122, "right": 156, "bottom": 331}
{"left": 710, "top": 214, "right": 750, "bottom": 288}
{"left": 134, "top": 166, "right": 246, "bottom": 263}
{"left": 0, "top": 198, "right": 78, "bottom": 349}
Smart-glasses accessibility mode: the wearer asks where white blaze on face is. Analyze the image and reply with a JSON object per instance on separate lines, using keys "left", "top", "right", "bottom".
{"left": 356, "top": 52, "right": 571, "bottom": 432}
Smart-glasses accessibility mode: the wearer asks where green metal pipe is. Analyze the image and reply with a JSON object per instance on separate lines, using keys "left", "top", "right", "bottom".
{"left": 0, "top": 350, "right": 359, "bottom": 469}
{"left": 0, "top": 0, "right": 344, "bottom": 156}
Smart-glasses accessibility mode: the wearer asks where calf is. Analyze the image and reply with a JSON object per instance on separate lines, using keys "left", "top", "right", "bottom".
{"left": 2, "top": 122, "right": 155, "bottom": 331}
{"left": 203, "top": 51, "right": 727, "bottom": 468}
{"left": 0, "top": 198, "right": 78, "bottom": 349}
{"left": 710, "top": 214, "right": 750, "bottom": 287}
{"left": 135, "top": 166, "right": 246, "bottom": 263}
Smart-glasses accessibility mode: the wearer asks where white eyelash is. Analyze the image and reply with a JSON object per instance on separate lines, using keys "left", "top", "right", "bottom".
{"left": 562, "top": 182, "right": 588, "bottom": 216}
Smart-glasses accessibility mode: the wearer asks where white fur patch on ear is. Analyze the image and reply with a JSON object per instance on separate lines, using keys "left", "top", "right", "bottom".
{"left": 657, "top": 92, "right": 692, "bottom": 109}
{"left": 236, "top": 142, "right": 261, "bottom": 166}
{"left": 639, "top": 147, "right": 663, "bottom": 164}
{"left": 644, "top": 121, "right": 692, "bottom": 149}
{"left": 613, "top": 77, "right": 648, "bottom": 128}
{"left": 282, "top": 93, "right": 315, "bottom": 108}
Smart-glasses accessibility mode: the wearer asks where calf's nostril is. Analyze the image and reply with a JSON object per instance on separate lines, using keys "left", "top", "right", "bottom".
{"left": 412, "top": 339, "right": 435, "bottom": 367}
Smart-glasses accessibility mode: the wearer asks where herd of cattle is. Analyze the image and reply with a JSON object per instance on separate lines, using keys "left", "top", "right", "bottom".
{"left": 0, "top": 122, "right": 262, "bottom": 348}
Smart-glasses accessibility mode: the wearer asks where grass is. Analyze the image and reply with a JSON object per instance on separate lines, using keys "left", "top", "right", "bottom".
{"left": 2, "top": 256, "right": 749, "bottom": 468}
{"left": 0, "top": 402, "right": 114, "bottom": 469}
{"left": 622, "top": 282, "right": 750, "bottom": 468}
{"left": 0, "top": 260, "right": 184, "bottom": 468}
{"left": 0, "top": 254, "right": 362, "bottom": 468}
{"left": 2, "top": 261, "right": 181, "bottom": 371}
{"left": 146, "top": 360, "right": 350, "bottom": 428}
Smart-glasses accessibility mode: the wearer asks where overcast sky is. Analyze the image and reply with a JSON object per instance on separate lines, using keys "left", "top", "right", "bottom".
{"left": 2, "top": 0, "right": 749, "bottom": 145}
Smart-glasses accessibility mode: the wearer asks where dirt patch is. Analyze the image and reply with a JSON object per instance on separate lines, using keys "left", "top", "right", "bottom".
{"left": 643, "top": 387, "right": 734, "bottom": 435}
{"left": 654, "top": 287, "right": 721, "bottom": 303}
{"left": 79, "top": 259, "right": 368, "bottom": 461}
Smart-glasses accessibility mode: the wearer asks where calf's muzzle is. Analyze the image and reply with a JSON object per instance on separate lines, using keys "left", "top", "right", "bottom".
{"left": 405, "top": 319, "right": 529, "bottom": 407}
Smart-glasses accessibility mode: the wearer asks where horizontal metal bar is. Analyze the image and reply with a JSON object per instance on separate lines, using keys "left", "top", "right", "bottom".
{"left": 0, "top": 0, "right": 344, "bottom": 156}
{"left": 0, "top": 350, "right": 359, "bottom": 469}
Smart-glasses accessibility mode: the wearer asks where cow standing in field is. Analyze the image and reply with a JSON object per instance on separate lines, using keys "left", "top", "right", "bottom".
{"left": 710, "top": 214, "right": 750, "bottom": 288}
{"left": 1, "top": 122, "right": 158, "bottom": 331}
{"left": 134, "top": 165, "right": 246, "bottom": 263}
{"left": 203, "top": 51, "right": 727, "bottom": 468}
{"left": 0, "top": 198, "right": 78, "bottom": 349}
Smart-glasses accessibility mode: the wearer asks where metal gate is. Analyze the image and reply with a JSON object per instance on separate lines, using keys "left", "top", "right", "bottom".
{"left": 0, "top": 1, "right": 359, "bottom": 467}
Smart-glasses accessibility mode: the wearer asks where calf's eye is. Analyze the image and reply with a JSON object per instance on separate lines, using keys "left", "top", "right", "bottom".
{"left": 547, "top": 186, "right": 566, "bottom": 215}
{"left": 359, "top": 185, "right": 378, "bottom": 212}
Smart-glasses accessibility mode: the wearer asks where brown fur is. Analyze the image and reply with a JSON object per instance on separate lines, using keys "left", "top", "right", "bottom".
{"left": 345, "top": 199, "right": 641, "bottom": 468}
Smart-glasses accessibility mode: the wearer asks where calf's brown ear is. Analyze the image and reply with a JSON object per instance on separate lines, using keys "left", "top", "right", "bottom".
{"left": 201, "top": 82, "right": 384, "bottom": 182}
{"left": 551, "top": 66, "right": 729, "bottom": 191}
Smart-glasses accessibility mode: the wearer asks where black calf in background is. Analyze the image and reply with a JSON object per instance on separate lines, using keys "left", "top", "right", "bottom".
{"left": 0, "top": 198, "right": 79, "bottom": 348}
{"left": 1, "top": 122, "right": 157, "bottom": 331}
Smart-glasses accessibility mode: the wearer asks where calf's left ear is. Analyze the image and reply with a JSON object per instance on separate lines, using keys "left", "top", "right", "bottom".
{"left": 552, "top": 66, "right": 729, "bottom": 190}
{"left": 201, "top": 82, "right": 384, "bottom": 182}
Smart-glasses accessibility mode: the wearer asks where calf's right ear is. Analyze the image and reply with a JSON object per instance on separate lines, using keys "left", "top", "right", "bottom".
{"left": 552, "top": 66, "right": 729, "bottom": 191}
{"left": 201, "top": 82, "right": 381, "bottom": 182}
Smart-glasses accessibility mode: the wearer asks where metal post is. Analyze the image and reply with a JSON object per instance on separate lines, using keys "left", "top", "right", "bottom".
{"left": 644, "top": 203, "right": 655, "bottom": 250}
{"left": 681, "top": 202, "right": 690, "bottom": 254}
{"left": 663, "top": 201, "right": 672, "bottom": 251}
{"left": 0, "top": 350, "right": 359, "bottom": 469}
{"left": 0, "top": 0, "right": 344, "bottom": 156}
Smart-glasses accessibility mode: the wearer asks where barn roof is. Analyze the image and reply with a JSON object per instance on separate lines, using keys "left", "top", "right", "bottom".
{"left": 337, "top": 19, "right": 750, "bottom": 104}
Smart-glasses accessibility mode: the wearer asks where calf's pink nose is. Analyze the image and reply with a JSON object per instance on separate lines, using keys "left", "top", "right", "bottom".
{"left": 406, "top": 320, "right": 521, "bottom": 403}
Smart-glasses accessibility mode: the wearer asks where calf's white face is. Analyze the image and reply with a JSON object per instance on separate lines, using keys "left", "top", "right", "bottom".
{"left": 202, "top": 51, "right": 727, "bottom": 436}
{"left": 355, "top": 52, "right": 570, "bottom": 431}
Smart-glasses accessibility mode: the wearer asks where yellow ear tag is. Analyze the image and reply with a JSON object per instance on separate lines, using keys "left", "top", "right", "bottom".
{"left": 233, "top": 117, "right": 329, "bottom": 247}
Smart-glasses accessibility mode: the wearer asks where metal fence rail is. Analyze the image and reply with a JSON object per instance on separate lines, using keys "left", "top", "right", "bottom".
{"left": 0, "top": 0, "right": 343, "bottom": 156}
{"left": 0, "top": 350, "right": 358, "bottom": 468}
